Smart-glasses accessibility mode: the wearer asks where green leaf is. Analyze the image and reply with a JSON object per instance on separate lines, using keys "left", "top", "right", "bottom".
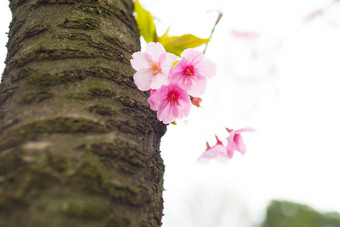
{"left": 134, "top": 0, "right": 157, "bottom": 43}
{"left": 159, "top": 33, "right": 210, "bottom": 56}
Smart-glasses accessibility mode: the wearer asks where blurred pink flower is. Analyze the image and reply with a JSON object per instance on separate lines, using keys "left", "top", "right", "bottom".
{"left": 131, "top": 42, "right": 177, "bottom": 91}
{"left": 226, "top": 127, "right": 255, "bottom": 158}
{"left": 148, "top": 83, "right": 191, "bottom": 124}
{"left": 169, "top": 48, "right": 216, "bottom": 96}
{"left": 304, "top": 9, "right": 324, "bottom": 22}
{"left": 197, "top": 137, "right": 228, "bottom": 164}
{"left": 230, "top": 30, "right": 259, "bottom": 39}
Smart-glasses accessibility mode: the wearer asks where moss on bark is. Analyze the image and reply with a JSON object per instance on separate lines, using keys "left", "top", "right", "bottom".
{"left": 0, "top": 0, "right": 166, "bottom": 226}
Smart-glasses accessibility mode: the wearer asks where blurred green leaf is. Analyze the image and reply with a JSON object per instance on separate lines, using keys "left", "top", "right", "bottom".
{"left": 262, "top": 200, "right": 340, "bottom": 227}
{"left": 159, "top": 32, "right": 210, "bottom": 56}
{"left": 134, "top": 0, "right": 157, "bottom": 43}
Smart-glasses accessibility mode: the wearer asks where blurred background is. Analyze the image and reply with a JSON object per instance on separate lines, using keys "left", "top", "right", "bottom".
{"left": 1, "top": 0, "right": 340, "bottom": 226}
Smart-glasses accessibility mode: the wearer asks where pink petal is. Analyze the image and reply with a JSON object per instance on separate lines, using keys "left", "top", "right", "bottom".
{"left": 196, "top": 58, "right": 216, "bottom": 78}
{"left": 133, "top": 70, "right": 153, "bottom": 91}
{"left": 226, "top": 127, "right": 255, "bottom": 158}
{"left": 157, "top": 102, "right": 175, "bottom": 124}
{"left": 169, "top": 59, "right": 187, "bottom": 81}
{"left": 235, "top": 137, "right": 247, "bottom": 155}
{"left": 168, "top": 70, "right": 181, "bottom": 83}
{"left": 197, "top": 144, "right": 229, "bottom": 164}
{"left": 170, "top": 104, "right": 179, "bottom": 118}
{"left": 181, "top": 48, "right": 203, "bottom": 65}
{"left": 187, "top": 76, "right": 207, "bottom": 96}
{"left": 179, "top": 76, "right": 193, "bottom": 91}
{"left": 148, "top": 83, "right": 191, "bottom": 124}
{"left": 227, "top": 143, "right": 236, "bottom": 158}
{"left": 150, "top": 89, "right": 157, "bottom": 95}
{"left": 158, "top": 84, "right": 170, "bottom": 97}
{"left": 148, "top": 90, "right": 161, "bottom": 110}
{"left": 177, "top": 99, "right": 191, "bottom": 118}
{"left": 197, "top": 156, "right": 210, "bottom": 164}
{"left": 226, "top": 130, "right": 237, "bottom": 158}
{"left": 160, "top": 53, "right": 177, "bottom": 73}
{"left": 145, "top": 42, "right": 166, "bottom": 60}
{"left": 236, "top": 127, "right": 256, "bottom": 133}
{"left": 215, "top": 155, "right": 229, "bottom": 163}
{"left": 150, "top": 72, "right": 169, "bottom": 89}
{"left": 131, "top": 52, "right": 151, "bottom": 70}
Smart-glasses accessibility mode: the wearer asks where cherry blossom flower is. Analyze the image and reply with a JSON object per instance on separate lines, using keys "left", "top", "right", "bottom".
{"left": 197, "top": 137, "right": 228, "bottom": 164}
{"left": 169, "top": 48, "right": 216, "bottom": 96}
{"left": 131, "top": 42, "right": 177, "bottom": 91}
{"left": 147, "top": 83, "right": 191, "bottom": 124}
{"left": 226, "top": 127, "right": 255, "bottom": 158}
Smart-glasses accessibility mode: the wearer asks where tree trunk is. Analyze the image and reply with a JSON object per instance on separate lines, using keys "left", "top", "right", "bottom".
{"left": 0, "top": 0, "right": 166, "bottom": 226}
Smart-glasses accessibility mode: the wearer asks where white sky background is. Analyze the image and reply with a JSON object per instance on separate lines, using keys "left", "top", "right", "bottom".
{"left": 1, "top": 0, "right": 340, "bottom": 226}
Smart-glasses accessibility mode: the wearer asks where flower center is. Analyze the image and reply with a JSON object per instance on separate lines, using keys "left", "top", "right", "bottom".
{"left": 168, "top": 91, "right": 179, "bottom": 105}
{"left": 149, "top": 62, "right": 161, "bottom": 75}
{"left": 184, "top": 65, "right": 196, "bottom": 78}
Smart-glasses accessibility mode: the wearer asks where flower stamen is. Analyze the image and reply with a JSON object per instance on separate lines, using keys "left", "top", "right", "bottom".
{"left": 168, "top": 91, "right": 179, "bottom": 105}
{"left": 184, "top": 65, "right": 197, "bottom": 78}
{"left": 149, "top": 62, "right": 161, "bottom": 75}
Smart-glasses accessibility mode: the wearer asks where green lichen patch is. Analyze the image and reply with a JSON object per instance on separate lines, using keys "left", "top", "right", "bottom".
{"left": 0, "top": 117, "right": 109, "bottom": 151}
{"left": 84, "top": 67, "right": 135, "bottom": 88}
{"left": 79, "top": 5, "right": 103, "bottom": 16}
{"left": 0, "top": 92, "right": 13, "bottom": 106}
{"left": 118, "top": 96, "right": 136, "bottom": 107}
{"left": 59, "top": 197, "right": 110, "bottom": 219}
{"left": 89, "top": 142, "right": 146, "bottom": 168}
{"left": 89, "top": 87, "right": 116, "bottom": 97}
{"left": 67, "top": 159, "right": 151, "bottom": 206}
{"left": 21, "top": 117, "right": 109, "bottom": 134}
{"left": 54, "top": 32, "right": 126, "bottom": 62}
{"left": 0, "top": 112, "right": 4, "bottom": 121}
{"left": 73, "top": 87, "right": 116, "bottom": 100}
{"left": 23, "top": 25, "right": 48, "bottom": 40}
{"left": 88, "top": 41, "right": 120, "bottom": 54}
{"left": 7, "top": 25, "right": 49, "bottom": 61}
{"left": 8, "top": 48, "right": 96, "bottom": 69}
{"left": 33, "top": 0, "right": 100, "bottom": 7}
{"left": 20, "top": 91, "right": 53, "bottom": 104}
{"left": 105, "top": 215, "right": 132, "bottom": 227}
{"left": 55, "top": 32, "right": 92, "bottom": 42}
{"left": 102, "top": 181, "right": 151, "bottom": 206}
{"left": 58, "top": 18, "right": 99, "bottom": 30}
{"left": 102, "top": 35, "right": 129, "bottom": 52}
{"left": 103, "top": 3, "right": 136, "bottom": 33}
{"left": 0, "top": 149, "right": 25, "bottom": 176}
{"left": 27, "top": 71, "right": 86, "bottom": 87}
{"left": 47, "top": 155, "right": 69, "bottom": 174}
{"left": 0, "top": 167, "right": 57, "bottom": 210}
{"left": 10, "top": 68, "right": 32, "bottom": 83}
{"left": 88, "top": 105, "right": 116, "bottom": 116}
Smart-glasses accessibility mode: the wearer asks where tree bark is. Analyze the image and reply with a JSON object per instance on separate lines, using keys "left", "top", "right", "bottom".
{"left": 0, "top": 0, "right": 166, "bottom": 226}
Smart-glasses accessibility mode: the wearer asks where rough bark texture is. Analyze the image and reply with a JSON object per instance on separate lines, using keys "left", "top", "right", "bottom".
{"left": 0, "top": 0, "right": 166, "bottom": 226}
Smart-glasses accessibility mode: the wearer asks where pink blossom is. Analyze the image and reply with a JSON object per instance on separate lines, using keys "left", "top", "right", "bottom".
{"left": 147, "top": 83, "right": 191, "bottom": 124}
{"left": 197, "top": 137, "right": 228, "bottom": 164}
{"left": 169, "top": 48, "right": 216, "bottom": 96}
{"left": 131, "top": 42, "right": 177, "bottom": 91}
{"left": 226, "top": 127, "right": 255, "bottom": 158}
